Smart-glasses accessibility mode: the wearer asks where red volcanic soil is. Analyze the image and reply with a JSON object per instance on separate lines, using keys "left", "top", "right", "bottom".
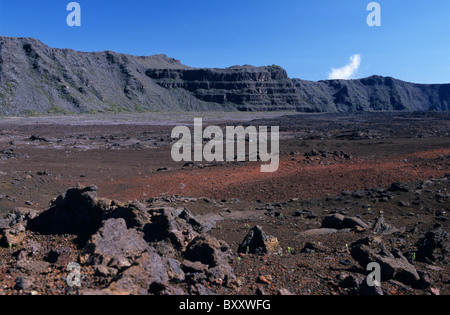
{"left": 93, "top": 148, "right": 450, "bottom": 203}
{"left": 1, "top": 112, "right": 449, "bottom": 209}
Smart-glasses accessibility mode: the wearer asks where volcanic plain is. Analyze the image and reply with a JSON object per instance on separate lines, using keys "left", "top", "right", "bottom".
{"left": 0, "top": 111, "right": 449, "bottom": 295}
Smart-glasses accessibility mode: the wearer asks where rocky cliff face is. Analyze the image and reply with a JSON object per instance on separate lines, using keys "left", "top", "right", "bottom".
{"left": 145, "top": 65, "right": 316, "bottom": 112}
{"left": 0, "top": 36, "right": 449, "bottom": 116}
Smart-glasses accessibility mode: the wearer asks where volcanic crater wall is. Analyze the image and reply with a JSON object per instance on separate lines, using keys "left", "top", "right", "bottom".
{"left": 0, "top": 36, "right": 449, "bottom": 116}
{"left": 145, "top": 66, "right": 315, "bottom": 112}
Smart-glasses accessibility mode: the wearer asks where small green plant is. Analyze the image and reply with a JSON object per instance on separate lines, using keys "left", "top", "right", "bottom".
{"left": 8, "top": 243, "right": 13, "bottom": 250}
{"left": 236, "top": 257, "right": 242, "bottom": 263}
{"left": 410, "top": 252, "right": 417, "bottom": 262}
{"left": 244, "top": 223, "right": 250, "bottom": 229}
{"left": 287, "top": 247, "right": 295, "bottom": 255}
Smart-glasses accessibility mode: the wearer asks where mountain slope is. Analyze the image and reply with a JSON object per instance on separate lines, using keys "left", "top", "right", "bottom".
{"left": 0, "top": 36, "right": 449, "bottom": 116}
{"left": 0, "top": 36, "right": 225, "bottom": 115}
{"left": 294, "top": 76, "right": 450, "bottom": 112}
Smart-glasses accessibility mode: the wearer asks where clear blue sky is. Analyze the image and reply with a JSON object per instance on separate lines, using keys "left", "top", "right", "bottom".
{"left": 0, "top": 0, "right": 449, "bottom": 83}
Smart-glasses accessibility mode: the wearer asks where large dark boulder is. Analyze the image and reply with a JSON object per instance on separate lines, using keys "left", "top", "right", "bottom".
{"left": 322, "top": 214, "right": 369, "bottom": 230}
{"left": 28, "top": 185, "right": 110, "bottom": 239}
{"left": 237, "top": 226, "right": 282, "bottom": 255}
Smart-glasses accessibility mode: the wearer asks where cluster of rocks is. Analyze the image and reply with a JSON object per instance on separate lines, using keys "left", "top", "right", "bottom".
{"left": 2, "top": 185, "right": 241, "bottom": 295}
{"left": 415, "top": 227, "right": 449, "bottom": 263}
{"left": 337, "top": 179, "right": 450, "bottom": 207}
{"left": 0, "top": 208, "right": 38, "bottom": 247}
{"left": 25, "top": 131, "right": 173, "bottom": 153}
{"left": 0, "top": 148, "right": 26, "bottom": 160}
{"left": 303, "top": 149, "right": 352, "bottom": 160}
{"left": 1, "top": 179, "right": 448, "bottom": 295}
{"left": 295, "top": 205, "right": 448, "bottom": 294}
{"left": 351, "top": 237, "right": 421, "bottom": 287}
{"left": 341, "top": 228, "right": 448, "bottom": 295}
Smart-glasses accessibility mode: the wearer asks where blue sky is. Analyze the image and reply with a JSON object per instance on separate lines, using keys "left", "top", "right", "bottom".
{"left": 0, "top": 0, "right": 449, "bottom": 83}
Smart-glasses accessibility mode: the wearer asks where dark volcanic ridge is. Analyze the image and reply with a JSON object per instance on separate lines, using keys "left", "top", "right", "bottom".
{"left": 0, "top": 36, "right": 449, "bottom": 116}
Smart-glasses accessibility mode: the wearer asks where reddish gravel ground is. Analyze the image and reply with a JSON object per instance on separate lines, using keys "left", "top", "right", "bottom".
{"left": 89, "top": 148, "right": 450, "bottom": 203}
{"left": 0, "top": 112, "right": 449, "bottom": 295}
